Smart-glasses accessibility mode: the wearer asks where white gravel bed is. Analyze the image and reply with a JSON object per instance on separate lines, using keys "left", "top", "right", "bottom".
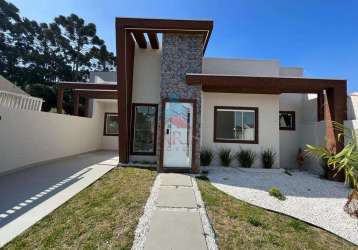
{"left": 206, "top": 167, "right": 358, "bottom": 245}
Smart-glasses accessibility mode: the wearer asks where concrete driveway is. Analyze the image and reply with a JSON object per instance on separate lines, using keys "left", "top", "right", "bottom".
{"left": 0, "top": 151, "right": 118, "bottom": 247}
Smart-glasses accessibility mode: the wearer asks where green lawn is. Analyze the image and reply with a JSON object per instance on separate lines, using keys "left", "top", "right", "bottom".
{"left": 197, "top": 177, "right": 357, "bottom": 250}
{"left": 4, "top": 168, "right": 156, "bottom": 250}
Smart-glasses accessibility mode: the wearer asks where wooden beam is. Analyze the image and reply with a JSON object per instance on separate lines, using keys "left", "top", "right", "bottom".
{"left": 57, "top": 86, "right": 64, "bottom": 114}
{"left": 132, "top": 31, "right": 147, "bottom": 49}
{"left": 317, "top": 90, "right": 324, "bottom": 121}
{"left": 73, "top": 91, "right": 80, "bottom": 116}
{"left": 59, "top": 82, "right": 117, "bottom": 90}
{"left": 75, "top": 90, "right": 117, "bottom": 99}
{"left": 116, "top": 17, "right": 213, "bottom": 54}
{"left": 116, "top": 24, "right": 135, "bottom": 163}
{"left": 186, "top": 74, "right": 346, "bottom": 94}
{"left": 84, "top": 97, "right": 89, "bottom": 117}
{"left": 147, "top": 32, "right": 159, "bottom": 49}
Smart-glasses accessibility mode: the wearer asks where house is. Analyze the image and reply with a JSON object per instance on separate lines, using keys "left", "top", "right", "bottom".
{"left": 0, "top": 75, "right": 44, "bottom": 111}
{"left": 56, "top": 17, "right": 351, "bottom": 174}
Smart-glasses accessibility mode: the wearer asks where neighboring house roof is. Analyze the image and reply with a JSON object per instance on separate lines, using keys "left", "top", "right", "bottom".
{"left": 0, "top": 75, "right": 29, "bottom": 96}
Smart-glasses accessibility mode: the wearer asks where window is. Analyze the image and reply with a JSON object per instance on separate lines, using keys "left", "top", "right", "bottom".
{"left": 104, "top": 113, "right": 119, "bottom": 136}
{"left": 279, "top": 111, "right": 295, "bottom": 130}
{"left": 131, "top": 104, "right": 158, "bottom": 155}
{"left": 214, "top": 106, "right": 258, "bottom": 144}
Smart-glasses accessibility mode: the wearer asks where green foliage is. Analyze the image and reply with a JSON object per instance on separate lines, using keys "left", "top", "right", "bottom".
{"left": 268, "top": 186, "right": 286, "bottom": 201}
{"left": 236, "top": 149, "right": 256, "bottom": 168}
{"left": 247, "top": 216, "right": 265, "bottom": 227}
{"left": 0, "top": 0, "right": 116, "bottom": 111}
{"left": 196, "top": 175, "right": 210, "bottom": 181}
{"left": 25, "top": 84, "right": 56, "bottom": 111}
{"left": 200, "top": 148, "right": 214, "bottom": 166}
{"left": 261, "top": 148, "right": 276, "bottom": 169}
{"left": 288, "top": 220, "right": 308, "bottom": 232}
{"left": 218, "top": 148, "right": 233, "bottom": 167}
{"left": 305, "top": 122, "right": 358, "bottom": 190}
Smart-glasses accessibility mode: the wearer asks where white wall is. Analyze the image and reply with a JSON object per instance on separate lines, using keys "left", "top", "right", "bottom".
{"left": 279, "top": 93, "right": 304, "bottom": 168}
{"left": 201, "top": 92, "right": 280, "bottom": 168}
{"left": 0, "top": 102, "right": 104, "bottom": 175}
{"left": 98, "top": 100, "right": 118, "bottom": 150}
{"left": 89, "top": 71, "right": 116, "bottom": 83}
{"left": 279, "top": 67, "right": 304, "bottom": 77}
{"left": 132, "top": 47, "right": 161, "bottom": 103}
{"left": 347, "top": 95, "right": 358, "bottom": 120}
{"left": 203, "top": 57, "right": 280, "bottom": 77}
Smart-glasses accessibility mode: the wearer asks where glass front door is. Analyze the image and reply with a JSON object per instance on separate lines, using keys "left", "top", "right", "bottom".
{"left": 163, "top": 102, "right": 193, "bottom": 168}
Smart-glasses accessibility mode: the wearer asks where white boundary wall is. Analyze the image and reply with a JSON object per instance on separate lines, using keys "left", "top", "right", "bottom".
{"left": 0, "top": 102, "right": 105, "bottom": 175}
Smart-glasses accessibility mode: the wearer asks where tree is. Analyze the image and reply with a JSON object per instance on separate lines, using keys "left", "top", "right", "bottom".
{"left": 0, "top": 0, "right": 116, "bottom": 111}
{"left": 53, "top": 14, "right": 106, "bottom": 81}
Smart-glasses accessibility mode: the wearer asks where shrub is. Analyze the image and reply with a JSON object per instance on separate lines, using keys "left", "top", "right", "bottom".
{"left": 236, "top": 149, "right": 256, "bottom": 168}
{"left": 261, "top": 148, "right": 276, "bottom": 169}
{"left": 218, "top": 148, "right": 233, "bottom": 167}
{"left": 268, "top": 186, "right": 286, "bottom": 201}
{"left": 200, "top": 148, "right": 214, "bottom": 166}
{"left": 196, "top": 175, "right": 210, "bottom": 181}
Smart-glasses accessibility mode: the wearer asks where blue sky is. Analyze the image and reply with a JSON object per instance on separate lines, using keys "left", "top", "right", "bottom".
{"left": 10, "top": 0, "right": 358, "bottom": 92}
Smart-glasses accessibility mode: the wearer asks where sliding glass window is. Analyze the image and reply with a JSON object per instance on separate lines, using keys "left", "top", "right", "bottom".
{"left": 131, "top": 104, "right": 158, "bottom": 155}
{"left": 214, "top": 106, "right": 258, "bottom": 144}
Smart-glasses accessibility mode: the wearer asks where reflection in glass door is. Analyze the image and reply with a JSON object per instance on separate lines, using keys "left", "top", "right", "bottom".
{"left": 163, "top": 102, "right": 193, "bottom": 168}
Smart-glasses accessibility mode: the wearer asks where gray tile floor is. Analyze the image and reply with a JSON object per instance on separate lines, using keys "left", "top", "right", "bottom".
{"left": 0, "top": 151, "right": 117, "bottom": 247}
{"left": 144, "top": 173, "right": 208, "bottom": 250}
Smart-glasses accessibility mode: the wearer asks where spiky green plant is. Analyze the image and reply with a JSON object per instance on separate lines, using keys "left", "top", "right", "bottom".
{"left": 236, "top": 149, "right": 256, "bottom": 168}
{"left": 261, "top": 148, "right": 276, "bottom": 169}
{"left": 305, "top": 122, "right": 358, "bottom": 190}
{"left": 200, "top": 148, "right": 214, "bottom": 166}
{"left": 218, "top": 148, "right": 233, "bottom": 167}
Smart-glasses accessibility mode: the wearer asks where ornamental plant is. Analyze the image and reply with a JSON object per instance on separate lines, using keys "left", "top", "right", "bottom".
{"left": 218, "top": 148, "right": 233, "bottom": 167}
{"left": 237, "top": 149, "right": 256, "bottom": 168}
{"left": 305, "top": 122, "right": 358, "bottom": 217}
{"left": 261, "top": 148, "right": 276, "bottom": 169}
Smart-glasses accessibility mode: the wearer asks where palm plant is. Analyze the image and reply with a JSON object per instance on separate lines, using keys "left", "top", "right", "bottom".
{"left": 305, "top": 122, "right": 358, "bottom": 190}
{"left": 305, "top": 122, "right": 358, "bottom": 217}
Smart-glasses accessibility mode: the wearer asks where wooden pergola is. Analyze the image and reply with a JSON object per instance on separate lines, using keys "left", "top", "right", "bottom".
{"left": 186, "top": 73, "right": 348, "bottom": 154}
{"left": 57, "top": 81, "right": 117, "bottom": 116}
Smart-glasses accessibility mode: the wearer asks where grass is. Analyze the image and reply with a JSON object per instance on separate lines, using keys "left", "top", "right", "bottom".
{"left": 197, "top": 178, "right": 357, "bottom": 250}
{"left": 4, "top": 167, "right": 156, "bottom": 250}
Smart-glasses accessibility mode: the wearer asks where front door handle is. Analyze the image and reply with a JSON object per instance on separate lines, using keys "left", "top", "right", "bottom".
{"left": 166, "top": 128, "right": 170, "bottom": 135}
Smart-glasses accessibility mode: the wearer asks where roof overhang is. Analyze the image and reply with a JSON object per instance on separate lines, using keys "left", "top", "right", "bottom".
{"left": 116, "top": 17, "right": 213, "bottom": 53}
{"left": 58, "top": 81, "right": 117, "bottom": 91}
{"left": 186, "top": 74, "right": 347, "bottom": 94}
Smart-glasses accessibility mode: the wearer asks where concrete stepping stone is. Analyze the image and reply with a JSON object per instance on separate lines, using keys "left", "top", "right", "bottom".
{"left": 160, "top": 173, "right": 192, "bottom": 187}
{"left": 156, "top": 187, "right": 197, "bottom": 208}
{"left": 144, "top": 210, "right": 207, "bottom": 250}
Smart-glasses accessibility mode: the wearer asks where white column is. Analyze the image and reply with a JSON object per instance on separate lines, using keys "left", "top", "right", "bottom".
{"left": 38, "top": 101, "right": 43, "bottom": 111}
{"left": 34, "top": 100, "right": 39, "bottom": 111}
{"left": 0, "top": 92, "right": 4, "bottom": 105}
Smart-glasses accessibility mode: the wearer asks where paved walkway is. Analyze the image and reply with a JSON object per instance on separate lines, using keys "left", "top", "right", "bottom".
{"left": 0, "top": 151, "right": 117, "bottom": 247}
{"left": 140, "top": 173, "right": 217, "bottom": 250}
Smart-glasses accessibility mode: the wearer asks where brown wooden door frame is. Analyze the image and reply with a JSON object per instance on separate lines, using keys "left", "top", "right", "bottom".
{"left": 159, "top": 98, "right": 197, "bottom": 172}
